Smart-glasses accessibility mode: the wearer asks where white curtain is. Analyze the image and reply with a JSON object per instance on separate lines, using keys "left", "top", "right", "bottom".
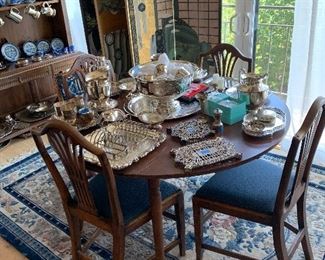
{"left": 286, "top": 0, "right": 325, "bottom": 152}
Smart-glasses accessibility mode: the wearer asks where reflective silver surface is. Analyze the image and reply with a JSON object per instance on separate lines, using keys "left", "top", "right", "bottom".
{"left": 26, "top": 101, "right": 53, "bottom": 114}
{"left": 129, "top": 60, "right": 207, "bottom": 96}
{"left": 125, "top": 93, "right": 200, "bottom": 120}
{"left": 85, "top": 120, "right": 166, "bottom": 169}
{"left": 102, "top": 109, "right": 127, "bottom": 123}
{"left": 242, "top": 107, "right": 286, "bottom": 137}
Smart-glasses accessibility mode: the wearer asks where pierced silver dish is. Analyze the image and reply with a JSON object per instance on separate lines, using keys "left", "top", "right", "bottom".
{"left": 167, "top": 118, "right": 215, "bottom": 144}
{"left": 84, "top": 120, "right": 166, "bottom": 169}
{"left": 242, "top": 107, "right": 286, "bottom": 137}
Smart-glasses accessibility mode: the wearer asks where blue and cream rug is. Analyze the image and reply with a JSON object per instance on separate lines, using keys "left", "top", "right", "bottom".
{"left": 0, "top": 149, "right": 324, "bottom": 260}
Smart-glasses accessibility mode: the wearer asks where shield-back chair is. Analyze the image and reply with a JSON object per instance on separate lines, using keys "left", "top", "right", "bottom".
{"left": 192, "top": 96, "right": 325, "bottom": 259}
{"left": 32, "top": 119, "right": 185, "bottom": 259}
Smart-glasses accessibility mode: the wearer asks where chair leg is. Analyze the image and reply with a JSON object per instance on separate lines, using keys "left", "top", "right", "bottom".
{"left": 297, "top": 194, "right": 314, "bottom": 260}
{"left": 175, "top": 192, "right": 186, "bottom": 256}
{"left": 193, "top": 197, "right": 204, "bottom": 260}
{"left": 112, "top": 230, "right": 125, "bottom": 260}
{"left": 67, "top": 215, "right": 82, "bottom": 260}
{"left": 273, "top": 220, "right": 289, "bottom": 260}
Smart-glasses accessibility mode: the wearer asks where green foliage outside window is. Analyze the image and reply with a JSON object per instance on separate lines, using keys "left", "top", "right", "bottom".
{"left": 222, "top": 0, "right": 295, "bottom": 93}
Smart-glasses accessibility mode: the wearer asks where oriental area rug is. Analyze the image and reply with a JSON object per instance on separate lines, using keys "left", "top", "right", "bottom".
{"left": 0, "top": 149, "right": 324, "bottom": 260}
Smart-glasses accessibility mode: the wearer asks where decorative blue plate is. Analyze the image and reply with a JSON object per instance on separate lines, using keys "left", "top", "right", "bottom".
{"left": 36, "top": 40, "right": 50, "bottom": 54}
{"left": 1, "top": 43, "right": 20, "bottom": 62}
{"left": 50, "top": 38, "right": 64, "bottom": 52}
{"left": 23, "top": 41, "right": 37, "bottom": 57}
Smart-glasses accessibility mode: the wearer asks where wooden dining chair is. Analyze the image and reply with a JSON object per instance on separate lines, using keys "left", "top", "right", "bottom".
{"left": 55, "top": 54, "right": 96, "bottom": 100}
{"left": 55, "top": 54, "right": 117, "bottom": 101}
{"left": 31, "top": 119, "right": 185, "bottom": 259}
{"left": 192, "top": 96, "right": 325, "bottom": 260}
{"left": 198, "top": 43, "right": 252, "bottom": 77}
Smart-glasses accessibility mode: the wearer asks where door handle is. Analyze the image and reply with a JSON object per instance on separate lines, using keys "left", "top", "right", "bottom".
{"left": 230, "top": 14, "right": 238, "bottom": 35}
{"left": 243, "top": 13, "right": 251, "bottom": 36}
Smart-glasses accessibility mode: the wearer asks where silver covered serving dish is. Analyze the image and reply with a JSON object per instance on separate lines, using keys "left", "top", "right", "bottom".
{"left": 84, "top": 120, "right": 166, "bottom": 169}
{"left": 124, "top": 93, "right": 200, "bottom": 120}
{"left": 129, "top": 60, "right": 207, "bottom": 97}
{"left": 242, "top": 107, "right": 286, "bottom": 137}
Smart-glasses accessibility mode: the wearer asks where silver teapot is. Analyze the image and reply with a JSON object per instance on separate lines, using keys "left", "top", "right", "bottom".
{"left": 239, "top": 69, "right": 267, "bottom": 88}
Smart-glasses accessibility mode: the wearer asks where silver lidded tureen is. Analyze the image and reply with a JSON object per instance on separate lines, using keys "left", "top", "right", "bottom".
{"left": 129, "top": 54, "right": 206, "bottom": 97}
{"left": 127, "top": 53, "right": 206, "bottom": 124}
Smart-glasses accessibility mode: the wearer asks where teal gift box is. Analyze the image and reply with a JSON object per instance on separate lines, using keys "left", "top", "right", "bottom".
{"left": 204, "top": 92, "right": 229, "bottom": 117}
{"left": 216, "top": 98, "right": 247, "bottom": 125}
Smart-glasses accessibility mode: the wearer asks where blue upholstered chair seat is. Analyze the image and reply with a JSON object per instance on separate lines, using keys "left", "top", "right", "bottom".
{"left": 89, "top": 174, "right": 180, "bottom": 223}
{"left": 195, "top": 159, "right": 293, "bottom": 214}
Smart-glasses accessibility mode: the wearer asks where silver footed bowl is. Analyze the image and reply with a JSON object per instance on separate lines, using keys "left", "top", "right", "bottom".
{"left": 126, "top": 93, "right": 181, "bottom": 118}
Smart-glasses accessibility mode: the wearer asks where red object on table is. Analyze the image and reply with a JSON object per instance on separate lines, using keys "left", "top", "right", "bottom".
{"left": 180, "top": 83, "right": 209, "bottom": 101}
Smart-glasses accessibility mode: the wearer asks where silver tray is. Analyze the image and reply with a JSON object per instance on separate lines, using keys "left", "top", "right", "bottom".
{"left": 124, "top": 94, "right": 200, "bottom": 120}
{"left": 84, "top": 120, "right": 166, "bottom": 169}
{"left": 171, "top": 138, "right": 242, "bottom": 172}
{"left": 242, "top": 107, "right": 286, "bottom": 137}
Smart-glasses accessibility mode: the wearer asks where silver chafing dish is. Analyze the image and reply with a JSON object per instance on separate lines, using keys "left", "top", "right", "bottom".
{"left": 129, "top": 60, "right": 207, "bottom": 97}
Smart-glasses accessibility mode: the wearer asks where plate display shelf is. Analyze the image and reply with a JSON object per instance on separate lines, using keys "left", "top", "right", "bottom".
{"left": 0, "top": 0, "right": 79, "bottom": 143}
{"left": 0, "top": 53, "right": 83, "bottom": 143}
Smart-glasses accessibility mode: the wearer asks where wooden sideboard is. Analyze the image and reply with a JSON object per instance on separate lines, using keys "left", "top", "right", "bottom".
{"left": 0, "top": 0, "right": 79, "bottom": 143}
{"left": 0, "top": 52, "right": 83, "bottom": 143}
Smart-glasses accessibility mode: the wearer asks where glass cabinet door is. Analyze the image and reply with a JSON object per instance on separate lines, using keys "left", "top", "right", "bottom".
{"left": 125, "top": 0, "right": 222, "bottom": 64}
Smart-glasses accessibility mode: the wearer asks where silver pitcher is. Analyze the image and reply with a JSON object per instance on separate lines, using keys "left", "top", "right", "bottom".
{"left": 238, "top": 69, "right": 269, "bottom": 111}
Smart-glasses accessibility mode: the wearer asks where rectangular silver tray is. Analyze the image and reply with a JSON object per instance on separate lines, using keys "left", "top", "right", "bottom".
{"left": 171, "top": 138, "right": 242, "bottom": 172}
{"left": 84, "top": 120, "right": 166, "bottom": 169}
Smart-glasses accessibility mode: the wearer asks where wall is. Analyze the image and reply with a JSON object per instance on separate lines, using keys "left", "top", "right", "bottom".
{"left": 63, "top": 0, "right": 88, "bottom": 53}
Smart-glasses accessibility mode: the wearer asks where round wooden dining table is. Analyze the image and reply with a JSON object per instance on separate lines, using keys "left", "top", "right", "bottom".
{"left": 89, "top": 93, "right": 291, "bottom": 259}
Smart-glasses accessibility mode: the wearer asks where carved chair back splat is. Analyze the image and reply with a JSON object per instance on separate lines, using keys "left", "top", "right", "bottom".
{"left": 199, "top": 43, "right": 252, "bottom": 77}
{"left": 32, "top": 119, "right": 185, "bottom": 259}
